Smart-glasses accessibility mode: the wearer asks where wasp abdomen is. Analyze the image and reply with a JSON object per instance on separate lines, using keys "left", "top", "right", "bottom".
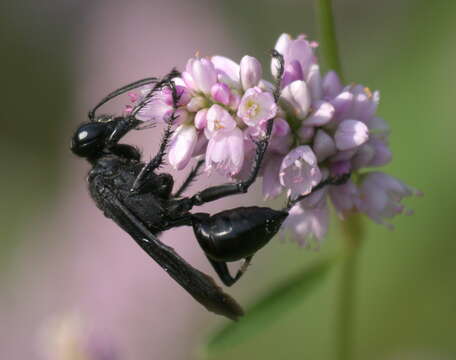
{"left": 192, "top": 207, "right": 288, "bottom": 262}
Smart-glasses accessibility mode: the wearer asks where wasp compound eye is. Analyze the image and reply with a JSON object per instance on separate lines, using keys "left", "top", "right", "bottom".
{"left": 71, "top": 122, "right": 109, "bottom": 158}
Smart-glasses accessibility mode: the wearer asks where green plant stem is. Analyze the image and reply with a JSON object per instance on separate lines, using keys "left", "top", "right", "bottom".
{"left": 315, "top": 0, "right": 344, "bottom": 79}
{"left": 315, "top": 1, "right": 364, "bottom": 359}
{"left": 337, "top": 214, "right": 363, "bottom": 360}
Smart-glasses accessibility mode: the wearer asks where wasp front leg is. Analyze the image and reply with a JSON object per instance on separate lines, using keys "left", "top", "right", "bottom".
{"left": 131, "top": 75, "right": 181, "bottom": 192}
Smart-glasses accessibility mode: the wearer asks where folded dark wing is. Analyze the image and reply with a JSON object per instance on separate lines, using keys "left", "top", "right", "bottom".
{"left": 102, "top": 188, "right": 244, "bottom": 320}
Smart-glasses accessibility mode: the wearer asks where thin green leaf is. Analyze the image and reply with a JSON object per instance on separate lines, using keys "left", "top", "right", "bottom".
{"left": 204, "top": 258, "right": 335, "bottom": 355}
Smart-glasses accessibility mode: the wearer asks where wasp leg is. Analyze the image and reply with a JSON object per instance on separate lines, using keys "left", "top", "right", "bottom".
{"left": 285, "top": 173, "right": 352, "bottom": 210}
{"left": 174, "top": 159, "right": 205, "bottom": 198}
{"left": 206, "top": 256, "right": 253, "bottom": 287}
{"left": 130, "top": 69, "right": 180, "bottom": 118}
{"left": 131, "top": 76, "right": 181, "bottom": 192}
{"left": 186, "top": 51, "right": 284, "bottom": 207}
{"left": 188, "top": 135, "right": 271, "bottom": 206}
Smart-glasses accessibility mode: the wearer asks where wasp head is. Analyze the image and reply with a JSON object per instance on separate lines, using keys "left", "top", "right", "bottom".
{"left": 71, "top": 120, "right": 111, "bottom": 159}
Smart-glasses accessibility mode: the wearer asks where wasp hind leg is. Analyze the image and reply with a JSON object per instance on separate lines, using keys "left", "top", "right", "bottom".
{"left": 206, "top": 256, "right": 253, "bottom": 287}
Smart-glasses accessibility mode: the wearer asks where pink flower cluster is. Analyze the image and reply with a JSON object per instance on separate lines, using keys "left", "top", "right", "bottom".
{"left": 130, "top": 33, "right": 419, "bottom": 245}
{"left": 134, "top": 55, "right": 277, "bottom": 176}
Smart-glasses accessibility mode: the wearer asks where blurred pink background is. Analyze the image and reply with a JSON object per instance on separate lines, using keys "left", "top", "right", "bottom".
{"left": 1, "top": 1, "right": 257, "bottom": 359}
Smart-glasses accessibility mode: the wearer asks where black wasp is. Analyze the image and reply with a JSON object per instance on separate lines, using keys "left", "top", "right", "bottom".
{"left": 71, "top": 54, "right": 349, "bottom": 320}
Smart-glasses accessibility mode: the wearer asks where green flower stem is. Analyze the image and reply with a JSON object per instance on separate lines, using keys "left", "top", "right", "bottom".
{"left": 315, "top": 0, "right": 344, "bottom": 79}
{"left": 337, "top": 214, "right": 363, "bottom": 360}
{"left": 315, "top": 1, "right": 364, "bottom": 359}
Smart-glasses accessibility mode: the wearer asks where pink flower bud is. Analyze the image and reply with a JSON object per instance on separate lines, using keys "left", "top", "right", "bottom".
{"left": 313, "top": 129, "right": 336, "bottom": 161}
{"left": 282, "top": 60, "right": 304, "bottom": 87}
{"left": 271, "top": 33, "right": 292, "bottom": 77}
{"left": 194, "top": 109, "right": 208, "bottom": 130}
{"left": 334, "top": 119, "right": 369, "bottom": 151}
{"left": 306, "top": 64, "right": 322, "bottom": 103}
{"left": 240, "top": 55, "right": 262, "bottom": 90}
{"left": 211, "top": 55, "right": 240, "bottom": 89}
{"left": 280, "top": 80, "right": 311, "bottom": 120}
{"left": 186, "top": 95, "right": 207, "bottom": 112}
{"left": 187, "top": 57, "right": 217, "bottom": 94}
{"left": 304, "top": 101, "right": 334, "bottom": 126}
{"left": 322, "top": 71, "right": 343, "bottom": 99}
{"left": 168, "top": 125, "right": 198, "bottom": 170}
{"left": 210, "top": 82, "right": 231, "bottom": 105}
{"left": 272, "top": 117, "right": 290, "bottom": 137}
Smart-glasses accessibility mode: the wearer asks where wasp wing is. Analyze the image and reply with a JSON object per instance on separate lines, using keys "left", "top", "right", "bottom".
{"left": 102, "top": 189, "right": 244, "bottom": 321}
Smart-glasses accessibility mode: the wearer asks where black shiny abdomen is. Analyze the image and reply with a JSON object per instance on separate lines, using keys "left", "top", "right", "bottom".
{"left": 192, "top": 207, "right": 288, "bottom": 262}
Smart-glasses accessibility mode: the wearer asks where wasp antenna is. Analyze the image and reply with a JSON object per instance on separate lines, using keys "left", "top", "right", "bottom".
{"left": 89, "top": 77, "right": 158, "bottom": 121}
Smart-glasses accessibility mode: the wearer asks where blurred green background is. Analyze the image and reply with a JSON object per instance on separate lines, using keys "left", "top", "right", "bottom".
{"left": 1, "top": 0, "right": 454, "bottom": 359}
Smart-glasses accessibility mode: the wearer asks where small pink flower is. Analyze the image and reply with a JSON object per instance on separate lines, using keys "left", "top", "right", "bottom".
{"left": 334, "top": 119, "right": 369, "bottom": 151}
{"left": 356, "top": 172, "right": 419, "bottom": 228}
{"left": 168, "top": 124, "right": 198, "bottom": 170}
{"left": 237, "top": 87, "right": 277, "bottom": 127}
{"left": 240, "top": 55, "right": 262, "bottom": 90}
{"left": 283, "top": 189, "right": 329, "bottom": 245}
{"left": 279, "top": 145, "right": 322, "bottom": 197}
{"left": 206, "top": 104, "right": 236, "bottom": 136}
{"left": 205, "top": 127, "right": 244, "bottom": 176}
